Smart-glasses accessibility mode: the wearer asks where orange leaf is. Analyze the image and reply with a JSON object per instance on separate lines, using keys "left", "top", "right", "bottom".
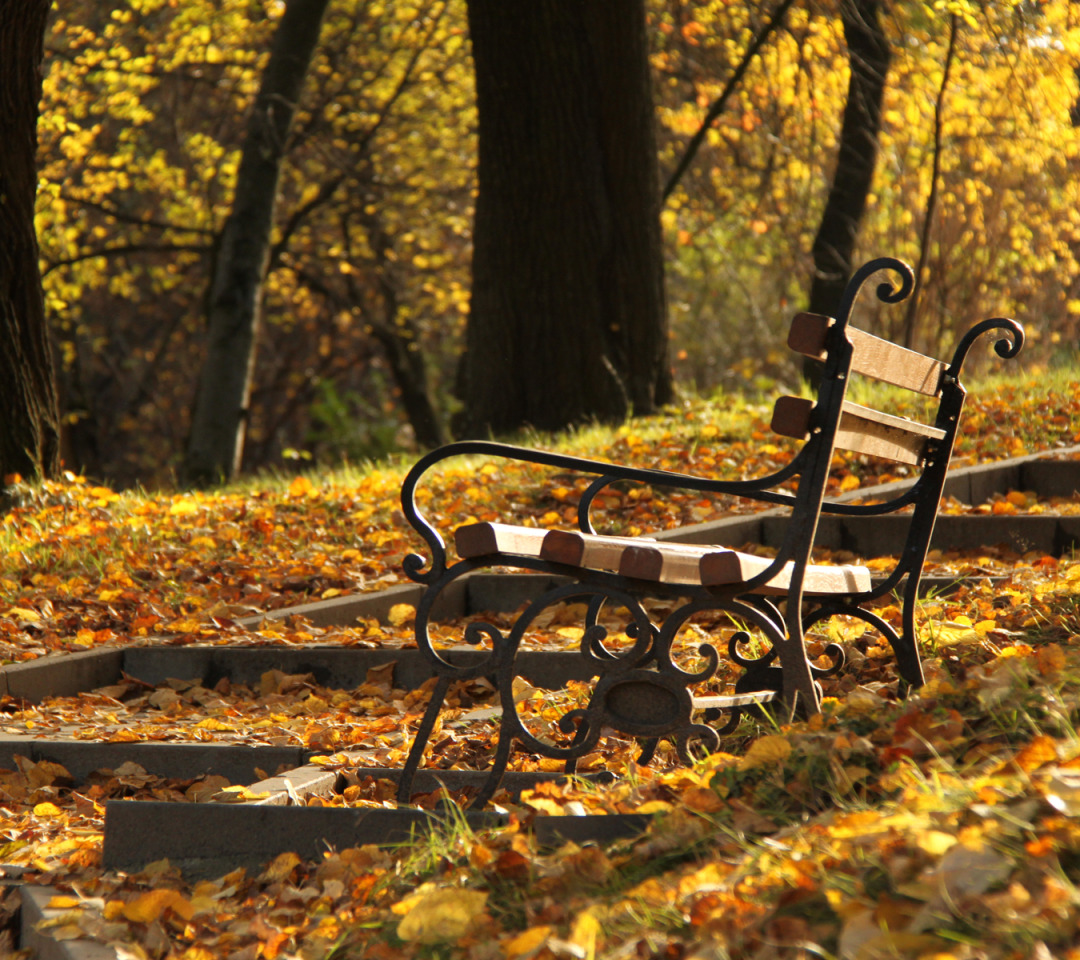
{"left": 122, "top": 889, "right": 194, "bottom": 923}
{"left": 1035, "top": 643, "right": 1066, "bottom": 676}
{"left": 1010, "top": 734, "right": 1058, "bottom": 773}
{"left": 288, "top": 475, "right": 314, "bottom": 498}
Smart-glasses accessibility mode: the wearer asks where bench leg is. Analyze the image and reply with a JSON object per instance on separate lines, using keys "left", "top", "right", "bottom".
{"left": 397, "top": 674, "right": 453, "bottom": 805}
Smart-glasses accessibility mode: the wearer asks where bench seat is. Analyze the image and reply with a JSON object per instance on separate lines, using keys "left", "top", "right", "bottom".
{"left": 455, "top": 521, "right": 871, "bottom": 595}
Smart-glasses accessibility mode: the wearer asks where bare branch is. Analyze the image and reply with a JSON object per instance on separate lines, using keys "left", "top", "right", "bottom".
{"left": 41, "top": 241, "right": 211, "bottom": 277}
{"left": 662, "top": 0, "right": 797, "bottom": 202}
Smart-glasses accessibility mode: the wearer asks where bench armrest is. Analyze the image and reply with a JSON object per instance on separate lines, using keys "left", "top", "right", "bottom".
{"left": 399, "top": 439, "right": 803, "bottom": 584}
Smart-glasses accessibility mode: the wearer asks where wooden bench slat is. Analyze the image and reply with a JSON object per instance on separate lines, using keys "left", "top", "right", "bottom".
{"left": 455, "top": 522, "right": 549, "bottom": 559}
{"left": 771, "top": 395, "right": 946, "bottom": 466}
{"left": 789, "top": 312, "right": 946, "bottom": 396}
{"left": 456, "top": 523, "right": 870, "bottom": 596}
{"left": 622, "top": 541, "right": 869, "bottom": 595}
{"left": 541, "top": 529, "right": 657, "bottom": 570}
{"left": 692, "top": 690, "right": 780, "bottom": 710}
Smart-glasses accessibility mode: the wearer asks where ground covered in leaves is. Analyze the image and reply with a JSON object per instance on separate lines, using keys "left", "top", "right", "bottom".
{"left": 4, "top": 372, "right": 1080, "bottom": 959}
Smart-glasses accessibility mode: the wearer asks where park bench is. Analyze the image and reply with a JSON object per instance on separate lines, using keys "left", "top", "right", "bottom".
{"left": 396, "top": 257, "right": 1023, "bottom": 807}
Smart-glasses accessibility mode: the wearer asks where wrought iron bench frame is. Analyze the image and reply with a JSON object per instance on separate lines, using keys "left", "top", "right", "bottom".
{"left": 395, "top": 257, "right": 1023, "bottom": 808}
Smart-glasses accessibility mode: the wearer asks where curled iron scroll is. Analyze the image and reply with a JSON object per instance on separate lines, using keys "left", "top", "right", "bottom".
{"left": 835, "top": 257, "right": 915, "bottom": 326}
{"left": 946, "top": 317, "right": 1025, "bottom": 378}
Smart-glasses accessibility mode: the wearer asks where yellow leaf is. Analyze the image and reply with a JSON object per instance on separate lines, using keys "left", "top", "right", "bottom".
{"left": 309, "top": 752, "right": 352, "bottom": 767}
{"left": 396, "top": 887, "right": 488, "bottom": 944}
{"left": 568, "top": 911, "right": 602, "bottom": 960}
{"left": 511, "top": 677, "right": 543, "bottom": 703}
{"left": 627, "top": 876, "right": 671, "bottom": 906}
{"left": 502, "top": 925, "right": 553, "bottom": 960}
{"left": 635, "top": 800, "right": 674, "bottom": 814}
{"left": 5, "top": 607, "right": 41, "bottom": 621}
{"left": 261, "top": 851, "right": 301, "bottom": 882}
{"left": 45, "top": 896, "right": 83, "bottom": 910}
{"left": 33, "top": 802, "right": 63, "bottom": 817}
{"left": 387, "top": 603, "right": 415, "bottom": 627}
{"left": 917, "top": 830, "right": 958, "bottom": 856}
{"left": 677, "top": 862, "right": 727, "bottom": 899}
{"left": 213, "top": 785, "right": 271, "bottom": 802}
{"left": 838, "top": 474, "right": 860, "bottom": 493}
{"left": 169, "top": 499, "right": 199, "bottom": 516}
{"left": 521, "top": 795, "right": 564, "bottom": 816}
{"left": 934, "top": 621, "right": 980, "bottom": 647}
{"left": 738, "top": 734, "right": 792, "bottom": 771}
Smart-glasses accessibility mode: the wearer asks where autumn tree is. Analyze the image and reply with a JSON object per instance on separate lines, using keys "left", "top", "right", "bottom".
{"left": 181, "top": 0, "right": 331, "bottom": 486}
{"left": 0, "top": 0, "right": 61, "bottom": 487}
{"left": 38, "top": 0, "right": 470, "bottom": 486}
{"left": 456, "top": 0, "right": 671, "bottom": 437}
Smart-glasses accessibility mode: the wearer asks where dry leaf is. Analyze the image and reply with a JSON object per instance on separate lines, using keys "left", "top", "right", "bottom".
{"left": 395, "top": 887, "right": 488, "bottom": 944}
{"left": 122, "top": 889, "right": 194, "bottom": 923}
{"left": 738, "top": 735, "right": 792, "bottom": 771}
{"left": 502, "top": 925, "right": 554, "bottom": 960}
{"left": 387, "top": 603, "right": 415, "bottom": 627}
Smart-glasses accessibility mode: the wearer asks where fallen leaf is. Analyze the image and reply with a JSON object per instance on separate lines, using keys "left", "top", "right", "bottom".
{"left": 738, "top": 735, "right": 792, "bottom": 771}
{"left": 502, "top": 925, "right": 554, "bottom": 960}
{"left": 396, "top": 887, "right": 488, "bottom": 944}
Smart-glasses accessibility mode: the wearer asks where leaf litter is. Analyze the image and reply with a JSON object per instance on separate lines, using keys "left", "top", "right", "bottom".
{"left": 5, "top": 380, "right": 1080, "bottom": 956}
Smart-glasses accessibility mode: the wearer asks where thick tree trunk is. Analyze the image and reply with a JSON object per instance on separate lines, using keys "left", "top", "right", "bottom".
{"left": 807, "top": 0, "right": 891, "bottom": 320}
{"left": 182, "top": 0, "right": 330, "bottom": 485}
{"left": 0, "top": 1, "right": 61, "bottom": 487}
{"left": 457, "top": 0, "right": 670, "bottom": 438}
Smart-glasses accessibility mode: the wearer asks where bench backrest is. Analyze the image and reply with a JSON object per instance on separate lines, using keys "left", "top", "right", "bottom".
{"left": 767, "top": 258, "right": 1024, "bottom": 604}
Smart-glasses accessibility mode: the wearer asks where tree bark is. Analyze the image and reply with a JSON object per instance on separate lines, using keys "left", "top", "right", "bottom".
{"left": 0, "top": 1, "right": 61, "bottom": 488}
{"left": 457, "top": 0, "right": 670, "bottom": 438}
{"left": 806, "top": 0, "right": 891, "bottom": 322}
{"left": 182, "top": 0, "right": 330, "bottom": 485}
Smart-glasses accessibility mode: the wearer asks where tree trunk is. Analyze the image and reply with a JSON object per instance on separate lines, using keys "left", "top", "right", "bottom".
{"left": 0, "top": 1, "right": 61, "bottom": 488}
{"left": 182, "top": 0, "right": 330, "bottom": 485}
{"left": 807, "top": 0, "right": 891, "bottom": 322}
{"left": 457, "top": 0, "right": 670, "bottom": 438}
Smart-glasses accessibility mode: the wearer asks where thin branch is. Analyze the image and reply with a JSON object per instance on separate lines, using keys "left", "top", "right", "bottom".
{"left": 662, "top": 0, "right": 797, "bottom": 202}
{"left": 902, "top": 13, "right": 958, "bottom": 349}
{"left": 58, "top": 192, "right": 216, "bottom": 235}
{"left": 268, "top": 172, "right": 346, "bottom": 269}
{"left": 267, "top": 3, "right": 447, "bottom": 265}
{"left": 41, "top": 241, "right": 211, "bottom": 277}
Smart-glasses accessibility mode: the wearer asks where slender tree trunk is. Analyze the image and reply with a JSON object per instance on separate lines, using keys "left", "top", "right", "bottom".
{"left": 457, "top": 0, "right": 669, "bottom": 438}
{"left": 902, "top": 14, "right": 958, "bottom": 349}
{"left": 806, "top": 0, "right": 891, "bottom": 322}
{"left": 182, "top": 0, "right": 331, "bottom": 485}
{"left": 0, "top": 1, "right": 61, "bottom": 488}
